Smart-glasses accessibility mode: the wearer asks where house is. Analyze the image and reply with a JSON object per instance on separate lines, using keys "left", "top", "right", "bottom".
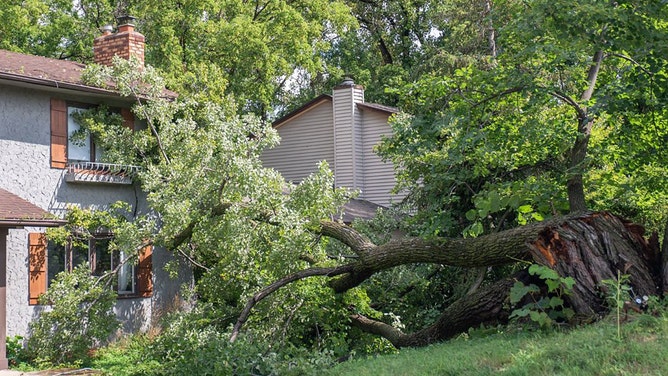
{"left": 261, "top": 79, "right": 405, "bottom": 217}
{"left": 0, "top": 18, "right": 189, "bottom": 369}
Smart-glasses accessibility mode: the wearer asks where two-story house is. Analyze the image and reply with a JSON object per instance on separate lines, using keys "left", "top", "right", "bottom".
{"left": 261, "top": 79, "right": 405, "bottom": 221}
{"left": 0, "top": 19, "right": 189, "bottom": 369}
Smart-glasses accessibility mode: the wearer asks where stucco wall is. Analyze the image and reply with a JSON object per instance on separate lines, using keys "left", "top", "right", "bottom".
{"left": 0, "top": 84, "right": 192, "bottom": 338}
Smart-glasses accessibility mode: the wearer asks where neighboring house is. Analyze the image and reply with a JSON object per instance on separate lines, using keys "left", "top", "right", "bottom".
{"left": 261, "top": 79, "right": 405, "bottom": 216}
{"left": 0, "top": 19, "right": 189, "bottom": 369}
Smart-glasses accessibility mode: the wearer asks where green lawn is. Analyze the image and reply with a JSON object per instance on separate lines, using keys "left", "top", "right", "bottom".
{"left": 325, "top": 313, "right": 668, "bottom": 376}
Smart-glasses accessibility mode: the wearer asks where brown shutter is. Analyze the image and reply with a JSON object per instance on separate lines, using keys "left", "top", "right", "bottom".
{"left": 120, "top": 108, "right": 135, "bottom": 130}
{"left": 137, "top": 244, "right": 153, "bottom": 297}
{"left": 28, "top": 233, "right": 47, "bottom": 305}
{"left": 50, "top": 98, "right": 68, "bottom": 168}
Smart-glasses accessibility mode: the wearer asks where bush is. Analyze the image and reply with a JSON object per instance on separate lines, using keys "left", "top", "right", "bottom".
{"left": 141, "top": 307, "right": 338, "bottom": 376}
{"left": 26, "top": 263, "right": 119, "bottom": 366}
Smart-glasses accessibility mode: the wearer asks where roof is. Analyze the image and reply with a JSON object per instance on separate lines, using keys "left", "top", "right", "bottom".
{"left": 0, "top": 49, "right": 119, "bottom": 95}
{"left": 0, "top": 49, "right": 176, "bottom": 98}
{"left": 0, "top": 189, "right": 66, "bottom": 227}
{"left": 357, "top": 102, "right": 399, "bottom": 114}
{"left": 339, "top": 199, "right": 386, "bottom": 223}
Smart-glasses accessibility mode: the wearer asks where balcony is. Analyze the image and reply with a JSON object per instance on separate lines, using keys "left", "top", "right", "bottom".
{"left": 65, "top": 162, "right": 140, "bottom": 185}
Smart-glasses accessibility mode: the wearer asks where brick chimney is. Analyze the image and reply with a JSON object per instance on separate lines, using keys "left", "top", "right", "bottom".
{"left": 93, "top": 15, "right": 145, "bottom": 66}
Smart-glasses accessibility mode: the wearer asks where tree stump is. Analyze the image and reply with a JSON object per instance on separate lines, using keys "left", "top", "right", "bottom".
{"left": 528, "top": 211, "right": 660, "bottom": 316}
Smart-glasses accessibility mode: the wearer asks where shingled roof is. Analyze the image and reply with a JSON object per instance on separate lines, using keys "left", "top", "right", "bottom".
{"left": 0, "top": 49, "right": 121, "bottom": 95}
{"left": 0, "top": 49, "right": 176, "bottom": 98}
{"left": 0, "top": 189, "right": 65, "bottom": 227}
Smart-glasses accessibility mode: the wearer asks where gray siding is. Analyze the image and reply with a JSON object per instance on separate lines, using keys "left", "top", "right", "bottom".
{"left": 333, "top": 85, "right": 364, "bottom": 190}
{"left": 261, "top": 82, "right": 403, "bottom": 210}
{"left": 0, "top": 84, "right": 191, "bottom": 338}
{"left": 261, "top": 103, "right": 334, "bottom": 182}
{"left": 360, "top": 110, "right": 405, "bottom": 207}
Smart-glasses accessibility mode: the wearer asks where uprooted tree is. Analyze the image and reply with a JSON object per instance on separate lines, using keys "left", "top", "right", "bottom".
{"left": 230, "top": 211, "right": 666, "bottom": 347}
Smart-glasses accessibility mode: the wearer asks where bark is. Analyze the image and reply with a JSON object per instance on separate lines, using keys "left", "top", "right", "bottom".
{"left": 484, "top": 0, "right": 497, "bottom": 58}
{"left": 567, "top": 50, "right": 604, "bottom": 212}
{"left": 528, "top": 211, "right": 658, "bottom": 315}
{"left": 322, "top": 215, "right": 573, "bottom": 293}
{"left": 350, "top": 275, "right": 521, "bottom": 348}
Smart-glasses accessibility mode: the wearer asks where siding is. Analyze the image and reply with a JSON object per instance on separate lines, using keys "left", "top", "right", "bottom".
{"left": 333, "top": 84, "right": 364, "bottom": 190}
{"left": 360, "top": 109, "right": 405, "bottom": 207}
{"left": 261, "top": 102, "right": 334, "bottom": 183}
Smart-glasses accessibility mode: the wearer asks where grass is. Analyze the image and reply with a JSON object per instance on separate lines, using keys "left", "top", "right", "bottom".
{"left": 325, "top": 313, "right": 668, "bottom": 376}
{"left": 21, "top": 311, "right": 668, "bottom": 375}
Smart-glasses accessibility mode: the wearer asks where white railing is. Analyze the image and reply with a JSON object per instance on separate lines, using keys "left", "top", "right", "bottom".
{"left": 65, "top": 161, "right": 141, "bottom": 185}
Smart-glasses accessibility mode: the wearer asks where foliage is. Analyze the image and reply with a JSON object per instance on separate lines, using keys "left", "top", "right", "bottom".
{"left": 0, "top": 0, "right": 357, "bottom": 116}
{"left": 509, "top": 264, "right": 575, "bottom": 328}
{"left": 26, "top": 263, "right": 119, "bottom": 367}
{"left": 379, "top": 0, "right": 668, "bottom": 237}
{"left": 95, "top": 306, "right": 339, "bottom": 376}
{"left": 77, "top": 57, "right": 378, "bottom": 358}
{"left": 6, "top": 336, "right": 28, "bottom": 367}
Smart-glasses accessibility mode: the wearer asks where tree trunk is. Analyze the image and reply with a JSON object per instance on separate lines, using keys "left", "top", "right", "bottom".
{"left": 662, "top": 219, "right": 668, "bottom": 294}
{"left": 344, "top": 212, "right": 660, "bottom": 346}
{"left": 350, "top": 275, "right": 522, "bottom": 348}
{"left": 528, "top": 211, "right": 659, "bottom": 315}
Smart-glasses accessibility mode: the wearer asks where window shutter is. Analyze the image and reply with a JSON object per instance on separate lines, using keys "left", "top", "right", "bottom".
{"left": 28, "top": 233, "right": 47, "bottom": 305}
{"left": 50, "top": 98, "right": 68, "bottom": 168}
{"left": 137, "top": 244, "right": 153, "bottom": 297}
{"left": 120, "top": 108, "right": 134, "bottom": 130}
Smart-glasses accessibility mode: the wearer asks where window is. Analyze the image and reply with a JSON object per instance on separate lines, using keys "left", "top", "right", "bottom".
{"left": 29, "top": 232, "right": 152, "bottom": 305}
{"left": 50, "top": 98, "right": 135, "bottom": 169}
{"left": 67, "top": 106, "right": 103, "bottom": 163}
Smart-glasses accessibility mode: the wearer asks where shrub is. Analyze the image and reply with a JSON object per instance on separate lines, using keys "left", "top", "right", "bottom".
{"left": 26, "top": 263, "right": 119, "bottom": 366}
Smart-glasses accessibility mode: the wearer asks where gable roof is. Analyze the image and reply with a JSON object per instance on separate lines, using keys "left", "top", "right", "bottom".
{"left": 0, "top": 189, "right": 65, "bottom": 227}
{"left": 272, "top": 94, "right": 399, "bottom": 129}
{"left": 273, "top": 94, "right": 332, "bottom": 129}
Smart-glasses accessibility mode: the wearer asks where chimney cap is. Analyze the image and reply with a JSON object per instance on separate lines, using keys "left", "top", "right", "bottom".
{"left": 100, "top": 25, "right": 114, "bottom": 34}
{"left": 339, "top": 77, "right": 355, "bottom": 86}
{"left": 116, "top": 15, "right": 137, "bottom": 26}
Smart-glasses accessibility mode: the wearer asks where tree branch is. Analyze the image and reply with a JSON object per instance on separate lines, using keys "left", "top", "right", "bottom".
{"left": 350, "top": 276, "right": 518, "bottom": 347}
{"left": 230, "top": 264, "right": 355, "bottom": 342}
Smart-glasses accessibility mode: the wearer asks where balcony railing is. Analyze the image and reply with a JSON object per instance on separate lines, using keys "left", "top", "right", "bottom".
{"left": 65, "top": 162, "right": 141, "bottom": 185}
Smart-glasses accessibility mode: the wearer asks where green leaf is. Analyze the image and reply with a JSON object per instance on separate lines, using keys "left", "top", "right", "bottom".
{"left": 518, "top": 205, "right": 533, "bottom": 214}
{"left": 528, "top": 264, "right": 559, "bottom": 281}
{"left": 548, "top": 296, "right": 564, "bottom": 308}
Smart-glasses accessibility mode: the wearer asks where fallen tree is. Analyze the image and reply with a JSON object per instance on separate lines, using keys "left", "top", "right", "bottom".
{"left": 231, "top": 211, "right": 665, "bottom": 347}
